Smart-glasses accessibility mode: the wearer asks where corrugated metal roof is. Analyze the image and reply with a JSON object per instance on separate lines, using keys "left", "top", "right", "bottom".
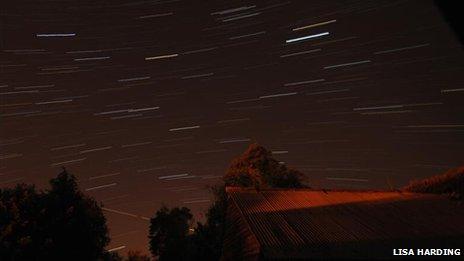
{"left": 225, "top": 188, "right": 464, "bottom": 259}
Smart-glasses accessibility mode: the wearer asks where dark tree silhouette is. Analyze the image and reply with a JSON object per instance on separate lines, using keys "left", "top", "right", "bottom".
{"left": 0, "top": 168, "right": 110, "bottom": 260}
{"left": 224, "top": 143, "right": 307, "bottom": 188}
{"left": 148, "top": 206, "right": 193, "bottom": 260}
{"left": 102, "top": 251, "right": 124, "bottom": 261}
{"left": 0, "top": 184, "right": 45, "bottom": 260}
{"left": 187, "top": 185, "right": 227, "bottom": 260}
{"left": 147, "top": 188, "right": 225, "bottom": 261}
{"left": 126, "top": 250, "right": 151, "bottom": 261}
{"left": 43, "top": 168, "right": 110, "bottom": 260}
{"left": 404, "top": 166, "right": 464, "bottom": 199}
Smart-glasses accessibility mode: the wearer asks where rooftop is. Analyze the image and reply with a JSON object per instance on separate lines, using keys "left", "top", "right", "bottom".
{"left": 223, "top": 188, "right": 464, "bottom": 259}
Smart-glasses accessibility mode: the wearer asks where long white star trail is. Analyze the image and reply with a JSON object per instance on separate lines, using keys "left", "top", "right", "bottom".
{"left": 286, "top": 32, "right": 330, "bottom": 43}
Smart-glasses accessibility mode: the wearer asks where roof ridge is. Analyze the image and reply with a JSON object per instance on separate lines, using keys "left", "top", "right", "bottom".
{"left": 226, "top": 186, "right": 403, "bottom": 193}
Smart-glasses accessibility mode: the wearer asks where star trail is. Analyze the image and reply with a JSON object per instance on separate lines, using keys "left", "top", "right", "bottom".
{"left": 1, "top": 0, "right": 463, "bottom": 254}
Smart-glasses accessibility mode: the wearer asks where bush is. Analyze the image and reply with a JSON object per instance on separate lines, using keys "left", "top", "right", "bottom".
{"left": 403, "top": 166, "right": 464, "bottom": 199}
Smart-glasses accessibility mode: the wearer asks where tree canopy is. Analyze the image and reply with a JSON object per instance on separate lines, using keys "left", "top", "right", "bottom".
{"left": 404, "top": 166, "right": 464, "bottom": 199}
{"left": 126, "top": 250, "right": 151, "bottom": 261}
{"left": 0, "top": 168, "right": 110, "bottom": 260}
{"left": 223, "top": 143, "right": 307, "bottom": 188}
{"left": 148, "top": 206, "right": 193, "bottom": 260}
{"left": 187, "top": 185, "right": 227, "bottom": 261}
{"left": 0, "top": 183, "right": 44, "bottom": 260}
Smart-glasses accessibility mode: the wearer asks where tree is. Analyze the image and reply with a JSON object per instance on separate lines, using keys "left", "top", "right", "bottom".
{"left": 102, "top": 251, "right": 124, "bottom": 261}
{"left": 0, "top": 184, "right": 45, "bottom": 260}
{"left": 0, "top": 168, "right": 110, "bottom": 260}
{"left": 43, "top": 168, "right": 110, "bottom": 260}
{"left": 148, "top": 206, "right": 193, "bottom": 260}
{"left": 126, "top": 250, "right": 151, "bottom": 261}
{"left": 224, "top": 143, "right": 307, "bottom": 188}
{"left": 187, "top": 185, "right": 227, "bottom": 260}
{"left": 404, "top": 166, "right": 464, "bottom": 199}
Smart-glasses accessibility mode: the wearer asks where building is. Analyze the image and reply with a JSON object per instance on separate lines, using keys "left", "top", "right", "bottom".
{"left": 222, "top": 187, "right": 464, "bottom": 260}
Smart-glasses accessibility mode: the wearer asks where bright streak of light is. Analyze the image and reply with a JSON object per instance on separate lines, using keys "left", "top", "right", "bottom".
{"left": 286, "top": 32, "right": 329, "bottom": 43}
{"left": 326, "top": 177, "right": 369, "bottom": 182}
{"left": 229, "top": 31, "right": 266, "bottom": 40}
{"left": 50, "top": 143, "right": 86, "bottom": 151}
{"left": 219, "top": 138, "right": 251, "bottom": 144}
{"left": 292, "top": 19, "right": 337, "bottom": 31}
{"left": 272, "top": 150, "right": 288, "bottom": 154}
{"left": 374, "top": 43, "right": 430, "bottom": 54}
{"left": 211, "top": 6, "right": 256, "bottom": 15}
{"left": 158, "top": 174, "right": 189, "bottom": 180}
{"left": 145, "top": 54, "right": 179, "bottom": 60}
{"left": 442, "top": 88, "right": 464, "bottom": 93}
{"left": 280, "top": 49, "right": 321, "bottom": 58}
{"left": 85, "top": 183, "right": 117, "bottom": 191}
{"left": 259, "top": 92, "right": 298, "bottom": 99}
{"left": 361, "top": 110, "right": 412, "bottom": 115}
{"left": 50, "top": 157, "right": 86, "bottom": 167}
{"left": 353, "top": 105, "right": 403, "bottom": 111}
{"left": 324, "top": 60, "right": 371, "bottom": 69}
{"left": 37, "top": 33, "right": 76, "bottom": 37}
{"left": 138, "top": 12, "right": 173, "bottom": 19}
{"left": 284, "top": 79, "right": 325, "bottom": 86}
{"left": 80, "top": 146, "right": 112, "bottom": 154}
{"left": 74, "top": 56, "right": 110, "bottom": 61}
{"left": 169, "top": 125, "right": 200, "bottom": 132}
{"left": 118, "top": 76, "right": 151, "bottom": 82}
{"left": 181, "top": 73, "right": 214, "bottom": 79}
{"left": 222, "top": 12, "right": 261, "bottom": 22}
{"left": 36, "top": 99, "right": 73, "bottom": 105}
{"left": 89, "top": 173, "right": 120, "bottom": 180}
{"left": 402, "top": 124, "right": 464, "bottom": 128}
{"left": 108, "top": 245, "right": 126, "bottom": 252}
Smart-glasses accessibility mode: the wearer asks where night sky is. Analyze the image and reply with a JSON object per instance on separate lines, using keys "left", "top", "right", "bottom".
{"left": 1, "top": 0, "right": 463, "bottom": 254}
